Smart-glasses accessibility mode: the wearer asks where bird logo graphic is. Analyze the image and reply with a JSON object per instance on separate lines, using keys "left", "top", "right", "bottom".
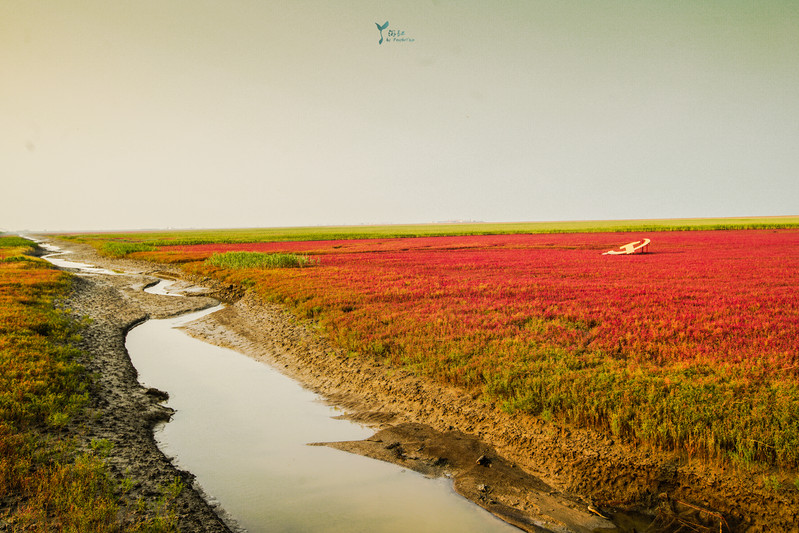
{"left": 376, "top": 21, "right": 389, "bottom": 44}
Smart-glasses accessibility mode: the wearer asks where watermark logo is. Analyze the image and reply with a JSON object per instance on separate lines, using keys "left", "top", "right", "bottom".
{"left": 375, "top": 20, "right": 415, "bottom": 44}
{"left": 375, "top": 21, "right": 389, "bottom": 44}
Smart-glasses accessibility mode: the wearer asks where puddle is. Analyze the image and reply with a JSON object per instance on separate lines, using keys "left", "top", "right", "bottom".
{"left": 144, "top": 279, "right": 182, "bottom": 296}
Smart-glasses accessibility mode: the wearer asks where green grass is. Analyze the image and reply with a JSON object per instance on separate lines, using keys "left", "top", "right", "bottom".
{"left": 99, "top": 241, "right": 156, "bottom": 258}
{"left": 205, "top": 251, "right": 315, "bottom": 269}
{"left": 0, "top": 235, "right": 38, "bottom": 250}
{"left": 57, "top": 215, "right": 799, "bottom": 249}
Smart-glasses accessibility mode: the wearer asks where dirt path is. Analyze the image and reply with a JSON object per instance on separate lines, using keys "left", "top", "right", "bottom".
{"left": 49, "top": 238, "right": 799, "bottom": 533}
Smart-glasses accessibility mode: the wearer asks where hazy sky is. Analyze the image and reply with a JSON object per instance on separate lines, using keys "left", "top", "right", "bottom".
{"left": 3, "top": 1, "right": 798, "bottom": 231}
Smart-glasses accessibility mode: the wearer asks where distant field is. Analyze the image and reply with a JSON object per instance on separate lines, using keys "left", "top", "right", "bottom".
{"left": 56, "top": 215, "right": 799, "bottom": 246}
{"left": 65, "top": 225, "right": 799, "bottom": 475}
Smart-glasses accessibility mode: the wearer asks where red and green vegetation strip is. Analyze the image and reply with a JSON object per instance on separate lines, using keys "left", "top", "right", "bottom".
{"left": 57, "top": 215, "right": 799, "bottom": 249}
{"left": 0, "top": 235, "right": 179, "bottom": 532}
{"left": 75, "top": 226, "right": 799, "bottom": 475}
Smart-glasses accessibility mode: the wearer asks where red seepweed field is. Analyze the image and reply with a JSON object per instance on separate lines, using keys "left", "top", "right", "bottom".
{"left": 111, "top": 229, "right": 799, "bottom": 469}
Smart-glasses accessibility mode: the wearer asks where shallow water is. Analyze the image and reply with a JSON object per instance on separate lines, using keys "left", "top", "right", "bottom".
{"left": 37, "top": 241, "right": 121, "bottom": 275}
{"left": 144, "top": 279, "right": 182, "bottom": 296}
{"left": 126, "top": 306, "right": 521, "bottom": 533}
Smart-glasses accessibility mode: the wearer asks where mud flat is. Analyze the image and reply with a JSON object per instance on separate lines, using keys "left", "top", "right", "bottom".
{"left": 46, "top": 238, "right": 799, "bottom": 532}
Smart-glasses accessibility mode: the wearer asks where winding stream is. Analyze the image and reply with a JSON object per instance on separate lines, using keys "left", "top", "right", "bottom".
{"left": 37, "top": 241, "right": 122, "bottom": 275}
{"left": 127, "top": 299, "right": 520, "bottom": 532}
{"left": 39, "top": 244, "right": 520, "bottom": 532}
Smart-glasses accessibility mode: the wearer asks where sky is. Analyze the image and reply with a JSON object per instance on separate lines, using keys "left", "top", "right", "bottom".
{"left": 2, "top": 1, "right": 798, "bottom": 232}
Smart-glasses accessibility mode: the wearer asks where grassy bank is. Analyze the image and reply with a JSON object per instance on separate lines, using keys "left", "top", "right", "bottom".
{"left": 0, "top": 235, "right": 177, "bottom": 532}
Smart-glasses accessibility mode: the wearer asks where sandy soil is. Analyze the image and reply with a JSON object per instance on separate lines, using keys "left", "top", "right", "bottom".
{"left": 48, "top": 239, "right": 799, "bottom": 533}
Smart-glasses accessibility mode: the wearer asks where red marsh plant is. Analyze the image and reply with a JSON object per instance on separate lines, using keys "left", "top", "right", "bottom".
{"left": 117, "top": 230, "right": 799, "bottom": 469}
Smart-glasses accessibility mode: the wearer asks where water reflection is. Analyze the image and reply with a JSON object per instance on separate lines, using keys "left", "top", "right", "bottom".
{"left": 127, "top": 308, "right": 521, "bottom": 533}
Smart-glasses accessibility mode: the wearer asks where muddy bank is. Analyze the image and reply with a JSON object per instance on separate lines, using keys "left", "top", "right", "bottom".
{"left": 48, "top": 252, "right": 235, "bottom": 531}
{"left": 50, "top": 239, "right": 799, "bottom": 532}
